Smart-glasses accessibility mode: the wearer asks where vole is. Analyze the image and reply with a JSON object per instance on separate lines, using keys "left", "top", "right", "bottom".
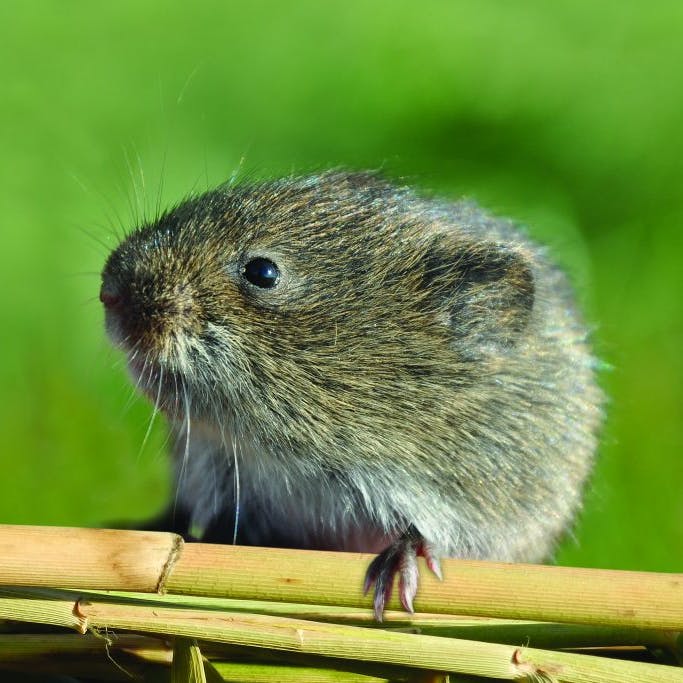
{"left": 100, "top": 171, "right": 603, "bottom": 618}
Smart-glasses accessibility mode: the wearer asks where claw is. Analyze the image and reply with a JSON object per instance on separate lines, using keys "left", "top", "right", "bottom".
{"left": 363, "top": 529, "right": 442, "bottom": 620}
{"left": 419, "top": 541, "right": 443, "bottom": 581}
{"left": 398, "top": 545, "right": 418, "bottom": 613}
{"left": 363, "top": 543, "right": 401, "bottom": 620}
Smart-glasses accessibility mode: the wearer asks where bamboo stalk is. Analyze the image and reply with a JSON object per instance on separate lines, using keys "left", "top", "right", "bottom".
{"left": 0, "top": 633, "right": 169, "bottom": 660}
{"left": 210, "top": 661, "right": 443, "bottom": 682}
{"left": 75, "top": 600, "right": 683, "bottom": 682}
{"left": 172, "top": 638, "right": 208, "bottom": 682}
{"left": 169, "top": 542, "right": 683, "bottom": 630}
{"left": 0, "top": 654, "right": 444, "bottom": 683}
{"left": 0, "top": 525, "right": 181, "bottom": 591}
{"left": 0, "top": 658, "right": 398, "bottom": 683}
{"left": 0, "top": 593, "right": 680, "bottom": 682}
{"left": 0, "top": 588, "right": 85, "bottom": 631}
{"left": 1, "top": 525, "right": 683, "bottom": 633}
{"left": 200, "top": 659, "right": 459, "bottom": 683}
{"left": 0, "top": 590, "right": 501, "bottom": 679}
{"left": 1, "top": 526, "right": 682, "bottom": 631}
{"left": 77, "top": 600, "right": 520, "bottom": 680}
{"left": 0, "top": 633, "right": 461, "bottom": 682}
{"left": 0, "top": 633, "right": 171, "bottom": 680}
{"left": 91, "top": 590, "right": 681, "bottom": 651}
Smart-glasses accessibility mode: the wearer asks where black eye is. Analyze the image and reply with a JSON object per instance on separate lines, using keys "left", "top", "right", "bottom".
{"left": 243, "top": 257, "right": 280, "bottom": 289}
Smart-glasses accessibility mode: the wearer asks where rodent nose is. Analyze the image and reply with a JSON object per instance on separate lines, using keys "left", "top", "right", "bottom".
{"left": 99, "top": 283, "right": 122, "bottom": 309}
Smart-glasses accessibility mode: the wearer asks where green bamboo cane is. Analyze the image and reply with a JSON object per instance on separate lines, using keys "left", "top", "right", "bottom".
{"left": 1, "top": 526, "right": 682, "bottom": 630}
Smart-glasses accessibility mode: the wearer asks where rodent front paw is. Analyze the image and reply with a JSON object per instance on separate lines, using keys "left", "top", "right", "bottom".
{"left": 363, "top": 528, "right": 442, "bottom": 621}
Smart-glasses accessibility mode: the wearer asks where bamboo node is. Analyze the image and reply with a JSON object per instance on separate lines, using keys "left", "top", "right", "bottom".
{"left": 157, "top": 533, "right": 184, "bottom": 594}
{"left": 72, "top": 598, "right": 90, "bottom": 634}
{"left": 512, "top": 647, "right": 561, "bottom": 682}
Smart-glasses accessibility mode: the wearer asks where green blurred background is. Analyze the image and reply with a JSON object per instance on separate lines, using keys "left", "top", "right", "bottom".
{"left": 0, "top": 2, "right": 680, "bottom": 571}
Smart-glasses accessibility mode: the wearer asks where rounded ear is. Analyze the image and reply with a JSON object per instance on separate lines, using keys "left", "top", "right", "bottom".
{"left": 422, "top": 238, "right": 535, "bottom": 348}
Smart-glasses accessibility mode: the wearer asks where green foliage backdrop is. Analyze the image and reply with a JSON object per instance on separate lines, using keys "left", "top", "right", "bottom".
{"left": 0, "top": 1, "right": 680, "bottom": 571}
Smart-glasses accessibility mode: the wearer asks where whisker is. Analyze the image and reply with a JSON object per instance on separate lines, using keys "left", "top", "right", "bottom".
{"left": 134, "top": 145, "right": 148, "bottom": 220}
{"left": 123, "top": 145, "right": 147, "bottom": 229}
{"left": 156, "top": 147, "right": 168, "bottom": 224}
{"left": 231, "top": 426, "right": 241, "bottom": 545}
{"left": 173, "top": 380, "right": 192, "bottom": 520}
{"left": 68, "top": 169, "right": 127, "bottom": 242}
{"left": 137, "top": 364, "right": 164, "bottom": 463}
{"left": 228, "top": 154, "right": 247, "bottom": 187}
{"left": 75, "top": 226, "right": 117, "bottom": 259}
{"left": 119, "top": 342, "right": 150, "bottom": 416}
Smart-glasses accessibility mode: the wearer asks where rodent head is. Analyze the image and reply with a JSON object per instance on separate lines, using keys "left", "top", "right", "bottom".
{"left": 101, "top": 171, "right": 535, "bottom": 462}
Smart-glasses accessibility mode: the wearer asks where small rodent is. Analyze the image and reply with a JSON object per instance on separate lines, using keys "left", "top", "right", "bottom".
{"left": 101, "top": 171, "right": 603, "bottom": 618}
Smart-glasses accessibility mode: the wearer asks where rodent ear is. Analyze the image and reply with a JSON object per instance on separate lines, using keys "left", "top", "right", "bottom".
{"left": 423, "top": 240, "right": 535, "bottom": 348}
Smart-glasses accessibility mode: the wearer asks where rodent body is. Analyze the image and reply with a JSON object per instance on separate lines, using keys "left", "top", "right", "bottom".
{"left": 101, "top": 171, "right": 602, "bottom": 612}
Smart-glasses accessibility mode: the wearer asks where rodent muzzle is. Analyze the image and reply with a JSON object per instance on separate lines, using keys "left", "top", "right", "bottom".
{"left": 100, "top": 268, "right": 201, "bottom": 357}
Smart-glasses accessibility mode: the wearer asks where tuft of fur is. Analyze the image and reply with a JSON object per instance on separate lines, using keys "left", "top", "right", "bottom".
{"left": 102, "top": 171, "right": 603, "bottom": 563}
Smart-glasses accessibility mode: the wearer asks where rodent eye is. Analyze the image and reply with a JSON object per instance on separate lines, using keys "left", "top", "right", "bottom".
{"left": 243, "top": 257, "right": 280, "bottom": 289}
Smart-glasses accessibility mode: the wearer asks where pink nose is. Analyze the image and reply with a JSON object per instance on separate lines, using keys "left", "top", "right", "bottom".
{"left": 99, "top": 286, "right": 121, "bottom": 309}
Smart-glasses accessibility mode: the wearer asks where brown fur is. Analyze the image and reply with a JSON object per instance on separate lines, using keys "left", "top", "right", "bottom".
{"left": 102, "top": 171, "right": 603, "bottom": 563}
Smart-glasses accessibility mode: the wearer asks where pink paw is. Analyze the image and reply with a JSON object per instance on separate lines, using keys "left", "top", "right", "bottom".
{"left": 363, "top": 528, "right": 443, "bottom": 621}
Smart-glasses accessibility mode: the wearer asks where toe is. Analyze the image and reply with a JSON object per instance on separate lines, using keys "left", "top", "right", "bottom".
{"left": 373, "top": 578, "right": 393, "bottom": 622}
{"left": 398, "top": 547, "right": 419, "bottom": 613}
{"left": 363, "top": 545, "right": 401, "bottom": 621}
{"left": 419, "top": 541, "right": 443, "bottom": 580}
{"left": 363, "top": 552, "right": 383, "bottom": 596}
